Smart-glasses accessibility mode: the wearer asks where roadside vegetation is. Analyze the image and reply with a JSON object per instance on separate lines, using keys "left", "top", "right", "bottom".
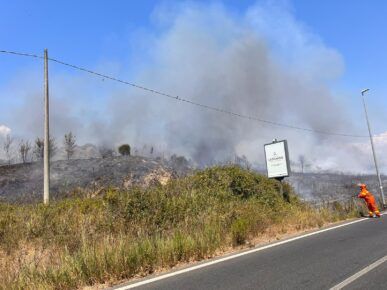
{"left": 0, "top": 166, "right": 359, "bottom": 289}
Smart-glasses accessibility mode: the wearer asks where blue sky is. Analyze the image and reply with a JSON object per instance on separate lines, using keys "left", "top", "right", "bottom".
{"left": 0, "top": 3, "right": 384, "bottom": 80}
{"left": 1, "top": 0, "right": 387, "bottom": 127}
{"left": 1, "top": 0, "right": 387, "bottom": 88}
{"left": 1, "top": 0, "right": 387, "bottom": 171}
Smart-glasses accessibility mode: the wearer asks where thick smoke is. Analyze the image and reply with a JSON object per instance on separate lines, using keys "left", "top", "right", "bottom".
{"left": 0, "top": 2, "right": 382, "bottom": 172}
{"left": 109, "top": 2, "right": 360, "bottom": 168}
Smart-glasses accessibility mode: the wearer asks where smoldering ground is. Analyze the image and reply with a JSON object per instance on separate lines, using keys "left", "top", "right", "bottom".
{"left": 0, "top": 2, "right": 383, "bottom": 172}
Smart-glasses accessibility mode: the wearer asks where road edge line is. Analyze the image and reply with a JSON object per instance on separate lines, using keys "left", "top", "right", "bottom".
{"left": 329, "top": 254, "right": 387, "bottom": 289}
{"left": 112, "top": 215, "right": 382, "bottom": 289}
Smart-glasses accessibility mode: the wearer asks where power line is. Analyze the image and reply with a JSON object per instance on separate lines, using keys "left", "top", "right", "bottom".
{"left": 0, "top": 50, "right": 42, "bottom": 59}
{"left": 0, "top": 49, "right": 372, "bottom": 138}
{"left": 47, "top": 57, "right": 370, "bottom": 138}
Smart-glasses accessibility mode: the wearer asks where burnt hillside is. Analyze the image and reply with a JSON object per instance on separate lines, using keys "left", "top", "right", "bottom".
{"left": 0, "top": 156, "right": 191, "bottom": 203}
{"left": 288, "top": 172, "right": 387, "bottom": 203}
{"left": 0, "top": 155, "right": 385, "bottom": 204}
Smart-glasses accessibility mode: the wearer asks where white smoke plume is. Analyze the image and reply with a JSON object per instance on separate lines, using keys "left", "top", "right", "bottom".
{"left": 0, "top": 125, "right": 11, "bottom": 137}
{"left": 0, "top": 1, "right": 382, "bottom": 172}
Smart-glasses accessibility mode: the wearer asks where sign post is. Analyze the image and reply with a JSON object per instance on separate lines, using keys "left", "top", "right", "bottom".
{"left": 264, "top": 139, "right": 291, "bottom": 201}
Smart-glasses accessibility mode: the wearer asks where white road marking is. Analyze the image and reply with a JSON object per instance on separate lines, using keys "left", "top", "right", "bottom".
{"left": 112, "top": 215, "right": 384, "bottom": 289}
{"left": 329, "top": 254, "right": 387, "bottom": 290}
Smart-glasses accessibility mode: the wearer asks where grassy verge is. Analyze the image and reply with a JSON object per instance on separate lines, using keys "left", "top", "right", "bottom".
{"left": 0, "top": 166, "right": 358, "bottom": 289}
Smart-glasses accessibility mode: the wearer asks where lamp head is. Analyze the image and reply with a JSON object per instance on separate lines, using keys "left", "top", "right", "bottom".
{"left": 361, "top": 88, "right": 370, "bottom": 95}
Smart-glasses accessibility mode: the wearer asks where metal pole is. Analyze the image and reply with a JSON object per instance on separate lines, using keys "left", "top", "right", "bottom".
{"left": 44, "top": 49, "right": 50, "bottom": 205}
{"left": 361, "top": 89, "right": 385, "bottom": 207}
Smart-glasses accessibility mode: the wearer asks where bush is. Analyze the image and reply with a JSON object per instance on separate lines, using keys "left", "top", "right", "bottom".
{"left": 118, "top": 144, "right": 131, "bottom": 156}
{"left": 231, "top": 218, "right": 249, "bottom": 246}
{"left": 0, "top": 165, "right": 357, "bottom": 289}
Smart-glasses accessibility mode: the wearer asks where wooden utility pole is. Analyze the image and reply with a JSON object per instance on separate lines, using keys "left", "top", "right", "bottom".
{"left": 44, "top": 49, "right": 50, "bottom": 204}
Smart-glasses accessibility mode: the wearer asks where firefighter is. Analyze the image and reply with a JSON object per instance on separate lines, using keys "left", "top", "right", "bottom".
{"left": 357, "top": 183, "right": 381, "bottom": 218}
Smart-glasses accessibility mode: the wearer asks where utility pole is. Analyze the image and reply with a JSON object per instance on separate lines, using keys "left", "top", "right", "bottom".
{"left": 361, "top": 88, "right": 386, "bottom": 207}
{"left": 44, "top": 49, "right": 50, "bottom": 205}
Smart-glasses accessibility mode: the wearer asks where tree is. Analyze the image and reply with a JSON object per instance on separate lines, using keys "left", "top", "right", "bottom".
{"left": 234, "top": 155, "right": 251, "bottom": 170}
{"left": 240, "top": 155, "right": 251, "bottom": 170}
{"left": 64, "top": 132, "right": 76, "bottom": 160}
{"left": 18, "top": 140, "right": 31, "bottom": 163}
{"left": 118, "top": 144, "right": 131, "bottom": 156}
{"left": 299, "top": 155, "right": 306, "bottom": 174}
{"left": 142, "top": 144, "right": 147, "bottom": 155}
{"left": 3, "top": 134, "right": 13, "bottom": 165}
{"left": 34, "top": 137, "right": 57, "bottom": 161}
{"left": 34, "top": 138, "right": 44, "bottom": 160}
{"left": 49, "top": 137, "right": 57, "bottom": 158}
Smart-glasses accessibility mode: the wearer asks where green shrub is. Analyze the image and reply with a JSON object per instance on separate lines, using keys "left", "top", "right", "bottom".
{"left": 0, "top": 165, "right": 356, "bottom": 289}
{"left": 118, "top": 144, "right": 131, "bottom": 156}
{"left": 231, "top": 217, "right": 249, "bottom": 246}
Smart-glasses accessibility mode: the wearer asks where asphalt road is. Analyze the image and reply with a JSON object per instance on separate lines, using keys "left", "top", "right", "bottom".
{"left": 115, "top": 216, "right": 387, "bottom": 290}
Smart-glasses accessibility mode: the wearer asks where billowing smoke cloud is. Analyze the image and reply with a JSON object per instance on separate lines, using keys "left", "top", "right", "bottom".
{"left": 0, "top": 2, "right": 381, "bottom": 172}
{"left": 106, "top": 1, "right": 361, "bottom": 168}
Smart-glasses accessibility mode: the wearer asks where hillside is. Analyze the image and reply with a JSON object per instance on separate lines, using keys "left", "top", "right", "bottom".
{"left": 0, "top": 156, "right": 191, "bottom": 203}
{"left": 0, "top": 166, "right": 357, "bottom": 289}
{"left": 288, "top": 172, "right": 387, "bottom": 203}
{"left": 0, "top": 155, "right": 385, "bottom": 204}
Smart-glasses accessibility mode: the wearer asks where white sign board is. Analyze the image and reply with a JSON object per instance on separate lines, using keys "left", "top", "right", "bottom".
{"left": 264, "top": 140, "right": 290, "bottom": 179}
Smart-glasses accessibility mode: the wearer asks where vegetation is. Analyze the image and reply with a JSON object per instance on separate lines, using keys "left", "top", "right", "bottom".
{"left": 3, "top": 134, "right": 13, "bottom": 165}
{"left": 64, "top": 132, "right": 76, "bottom": 160}
{"left": 18, "top": 140, "right": 31, "bottom": 163}
{"left": 0, "top": 166, "right": 358, "bottom": 289}
{"left": 118, "top": 144, "right": 131, "bottom": 156}
{"left": 33, "top": 137, "right": 57, "bottom": 160}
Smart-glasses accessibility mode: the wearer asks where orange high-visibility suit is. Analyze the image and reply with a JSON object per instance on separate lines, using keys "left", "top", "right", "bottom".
{"left": 357, "top": 184, "right": 381, "bottom": 217}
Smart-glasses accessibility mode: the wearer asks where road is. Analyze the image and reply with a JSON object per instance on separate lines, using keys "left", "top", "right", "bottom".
{"left": 113, "top": 215, "right": 387, "bottom": 290}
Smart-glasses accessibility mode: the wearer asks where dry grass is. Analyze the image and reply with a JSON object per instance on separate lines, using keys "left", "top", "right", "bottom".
{"left": 0, "top": 166, "right": 359, "bottom": 289}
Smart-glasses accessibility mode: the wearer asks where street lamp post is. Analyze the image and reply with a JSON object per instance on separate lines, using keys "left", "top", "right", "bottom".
{"left": 361, "top": 88, "right": 386, "bottom": 207}
{"left": 44, "top": 49, "right": 50, "bottom": 205}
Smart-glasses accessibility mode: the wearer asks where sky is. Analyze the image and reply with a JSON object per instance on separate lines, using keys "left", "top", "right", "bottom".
{"left": 1, "top": 0, "right": 387, "bottom": 172}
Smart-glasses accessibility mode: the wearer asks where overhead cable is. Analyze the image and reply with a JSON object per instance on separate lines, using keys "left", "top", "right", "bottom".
{"left": 0, "top": 49, "right": 372, "bottom": 138}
